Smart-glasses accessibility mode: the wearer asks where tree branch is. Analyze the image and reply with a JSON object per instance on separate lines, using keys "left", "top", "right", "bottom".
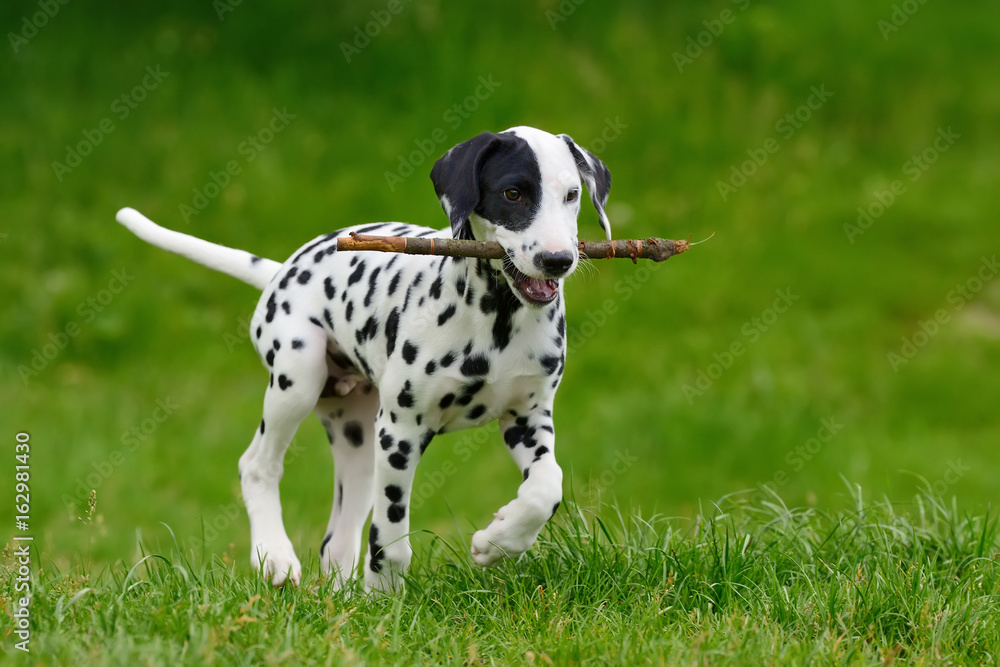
{"left": 336, "top": 234, "right": 691, "bottom": 263}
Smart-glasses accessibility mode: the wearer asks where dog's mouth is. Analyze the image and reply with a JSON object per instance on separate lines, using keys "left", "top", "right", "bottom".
{"left": 502, "top": 258, "right": 559, "bottom": 307}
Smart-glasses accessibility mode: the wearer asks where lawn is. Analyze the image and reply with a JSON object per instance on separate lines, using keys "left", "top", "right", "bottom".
{"left": 2, "top": 0, "right": 999, "bottom": 663}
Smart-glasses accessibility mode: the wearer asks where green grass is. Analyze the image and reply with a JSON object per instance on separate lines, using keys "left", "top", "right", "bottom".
{"left": 5, "top": 491, "right": 999, "bottom": 665}
{"left": 2, "top": 0, "right": 999, "bottom": 662}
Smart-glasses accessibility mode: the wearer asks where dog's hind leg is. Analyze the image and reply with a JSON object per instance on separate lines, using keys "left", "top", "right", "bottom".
{"left": 240, "top": 325, "right": 328, "bottom": 587}
{"left": 315, "top": 383, "right": 379, "bottom": 588}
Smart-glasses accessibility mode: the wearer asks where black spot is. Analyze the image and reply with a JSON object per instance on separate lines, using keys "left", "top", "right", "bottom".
{"left": 388, "top": 452, "right": 408, "bottom": 470}
{"left": 550, "top": 501, "right": 560, "bottom": 519}
{"left": 273, "top": 339, "right": 282, "bottom": 351}
{"left": 369, "top": 524, "right": 384, "bottom": 573}
{"left": 416, "top": 414, "right": 422, "bottom": 426}
{"left": 364, "top": 267, "right": 382, "bottom": 307}
{"left": 343, "top": 421, "right": 364, "bottom": 447}
{"left": 269, "top": 373, "right": 274, "bottom": 387}
{"left": 345, "top": 301, "right": 354, "bottom": 322}
{"left": 265, "top": 349, "right": 275, "bottom": 366}
{"left": 460, "top": 354, "right": 490, "bottom": 377}
{"left": 323, "top": 308, "right": 335, "bottom": 330}
{"left": 356, "top": 316, "right": 378, "bottom": 345}
{"left": 337, "top": 482, "right": 343, "bottom": 508}
{"left": 557, "top": 314, "right": 566, "bottom": 337}
{"left": 385, "top": 485, "right": 403, "bottom": 502}
{"left": 439, "top": 393, "right": 455, "bottom": 409}
{"left": 387, "top": 504, "right": 406, "bottom": 523}
{"left": 265, "top": 293, "right": 277, "bottom": 322}
{"left": 314, "top": 250, "right": 326, "bottom": 263}
{"left": 523, "top": 468, "right": 530, "bottom": 481}
{"left": 540, "top": 355, "right": 560, "bottom": 375}
{"left": 278, "top": 266, "right": 298, "bottom": 289}
{"left": 297, "top": 270, "right": 312, "bottom": 285}
{"left": 397, "top": 380, "right": 414, "bottom": 408}
{"left": 380, "top": 430, "right": 395, "bottom": 450}
{"left": 354, "top": 348, "right": 373, "bottom": 377}
{"left": 390, "top": 411, "right": 397, "bottom": 423}
{"left": 539, "top": 424, "right": 554, "bottom": 433}
{"left": 516, "top": 416, "right": 529, "bottom": 427}
{"left": 388, "top": 272, "right": 402, "bottom": 296}
{"left": 330, "top": 350, "right": 354, "bottom": 369}
{"left": 456, "top": 277, "right": 466, "bottom": 296}
{"left": 437, "top": 304, "right": 457, "bottom": 326}
{"left": 385, "top": 308, "right": 400, "bottom": 357}
{"left": 292, "top": 339, "right": 305, "bottom": 350}
{"left": 320, "top": 532, "right": 332, "bottom": 556}
{"left": 278, "top": 374, "right": 293, "bottom": 390}
{"left": 397, "top": 440, "right": 412, "bottom": 455}
{"left": 282, "top": 301, "right": 291, "bottom": 315}
{"left": 467, "top": 404, "right": 486, "bottom": 420}
{"left": 429, "top": 276, "right": 443, "bottom": 299}
{"left": 324, "top": 277, "right": 336, "bottom": 300}
{"left": 251, "top": 255, "right": 261, "bottom": 264}
{"left": 533, "top": 445, "right": 550, "bottom": 460}
{"left": 350, "top": 256, "right": 359, "bottom": 267}
{"left": 255, "top": 326, "right": 262, "bottom": 339}
{"left": 354, "top": 223, "right": 388, "bottom": 234}
{"left": 402, "top": 341, "right": 418, "bottom": 364}
{"left": 425, "top": 361, "right": 437, "bottom": 375}
{"left": 259, "top": 419, "right": 265, "bottom": 435}
{"left": 419, "top": 431, "right": 433, "bottom": 454}
{"left": 310, "top": 316, "right": 323, "bottom": 328}
{"left": 347, "top": 261, "right": 366, "bottom": 286}
{"left": 457, "top": 379, "right": 484, "bottom": 407}
{"left": 440, "top": 352, "right": 456, "bottom": 367}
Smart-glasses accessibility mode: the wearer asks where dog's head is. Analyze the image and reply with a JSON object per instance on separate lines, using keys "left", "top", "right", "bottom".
{"left": 430, "top": 126, "right": 611, "bottom": 308}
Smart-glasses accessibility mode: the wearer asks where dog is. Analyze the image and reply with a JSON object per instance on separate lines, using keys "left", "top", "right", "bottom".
{"left": 116, "top": 126, "right": 612, "bottom": 591}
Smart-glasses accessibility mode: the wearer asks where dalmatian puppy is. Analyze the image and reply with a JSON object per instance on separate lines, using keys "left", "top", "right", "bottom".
{"left": 116, "top": 126, "right": 612, "bottom": 591}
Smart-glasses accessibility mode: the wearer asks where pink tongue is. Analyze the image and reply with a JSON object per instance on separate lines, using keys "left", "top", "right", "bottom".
{"left": 522, "top": 278, "right": 558, "bottom": 301}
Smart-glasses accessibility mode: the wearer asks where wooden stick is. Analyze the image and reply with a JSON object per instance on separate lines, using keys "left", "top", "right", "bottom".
{"left": 336, "top": 234, "right": 691, "bottom": 263}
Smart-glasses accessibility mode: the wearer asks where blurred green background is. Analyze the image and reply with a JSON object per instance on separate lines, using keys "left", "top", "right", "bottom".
{"left": 2, "top": 0, "right": 997, "bottom": 566}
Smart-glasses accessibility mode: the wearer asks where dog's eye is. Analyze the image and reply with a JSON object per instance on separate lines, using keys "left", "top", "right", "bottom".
{"left": 503, "top": 188, "right": 521, "bottom": 202}
{"left": 566, "top": 189, "right": 579, "bottom": 203}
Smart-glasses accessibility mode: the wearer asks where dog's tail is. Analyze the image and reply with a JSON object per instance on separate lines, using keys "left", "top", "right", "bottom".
{"left": 116, "top": 207, "right": 282, "bottom": 291}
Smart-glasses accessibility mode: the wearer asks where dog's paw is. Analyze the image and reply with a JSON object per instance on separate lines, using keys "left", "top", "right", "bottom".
{"left": 251, "top": 539, "right": 302, "bottom": 587}
{"left": 470, "top": 509, "right": 539, "bottom": 567}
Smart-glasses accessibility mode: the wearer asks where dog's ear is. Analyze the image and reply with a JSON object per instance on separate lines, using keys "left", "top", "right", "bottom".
{"left": 430, "top": 131, "right": 501, "bottom": 240}
{"left": 559, "top": 134, "right": 612, "bottom": 241}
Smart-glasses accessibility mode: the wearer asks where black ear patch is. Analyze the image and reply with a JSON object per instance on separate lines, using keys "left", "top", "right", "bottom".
{"left": 559, "top": 134, "right": 612, "bottom": 240}
{"left": 430, "top": 132, "right": 502, "bottom": 240}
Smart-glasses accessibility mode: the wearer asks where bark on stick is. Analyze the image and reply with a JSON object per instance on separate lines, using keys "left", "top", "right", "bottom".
{"left": 336, "top": 234, "right": 690, "bottom": 263}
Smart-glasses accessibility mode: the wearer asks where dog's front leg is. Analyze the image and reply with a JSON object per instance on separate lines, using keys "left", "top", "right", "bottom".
{"left": 364, "top": 407, "right": 434, "bottom": 593}
{"left": 471, "top": 403, "right": 563, "bottom": 567}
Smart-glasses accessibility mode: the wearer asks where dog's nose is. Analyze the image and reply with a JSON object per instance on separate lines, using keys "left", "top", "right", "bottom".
{"left": 534, "top": 250, "right": 575, "bottom": 276}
